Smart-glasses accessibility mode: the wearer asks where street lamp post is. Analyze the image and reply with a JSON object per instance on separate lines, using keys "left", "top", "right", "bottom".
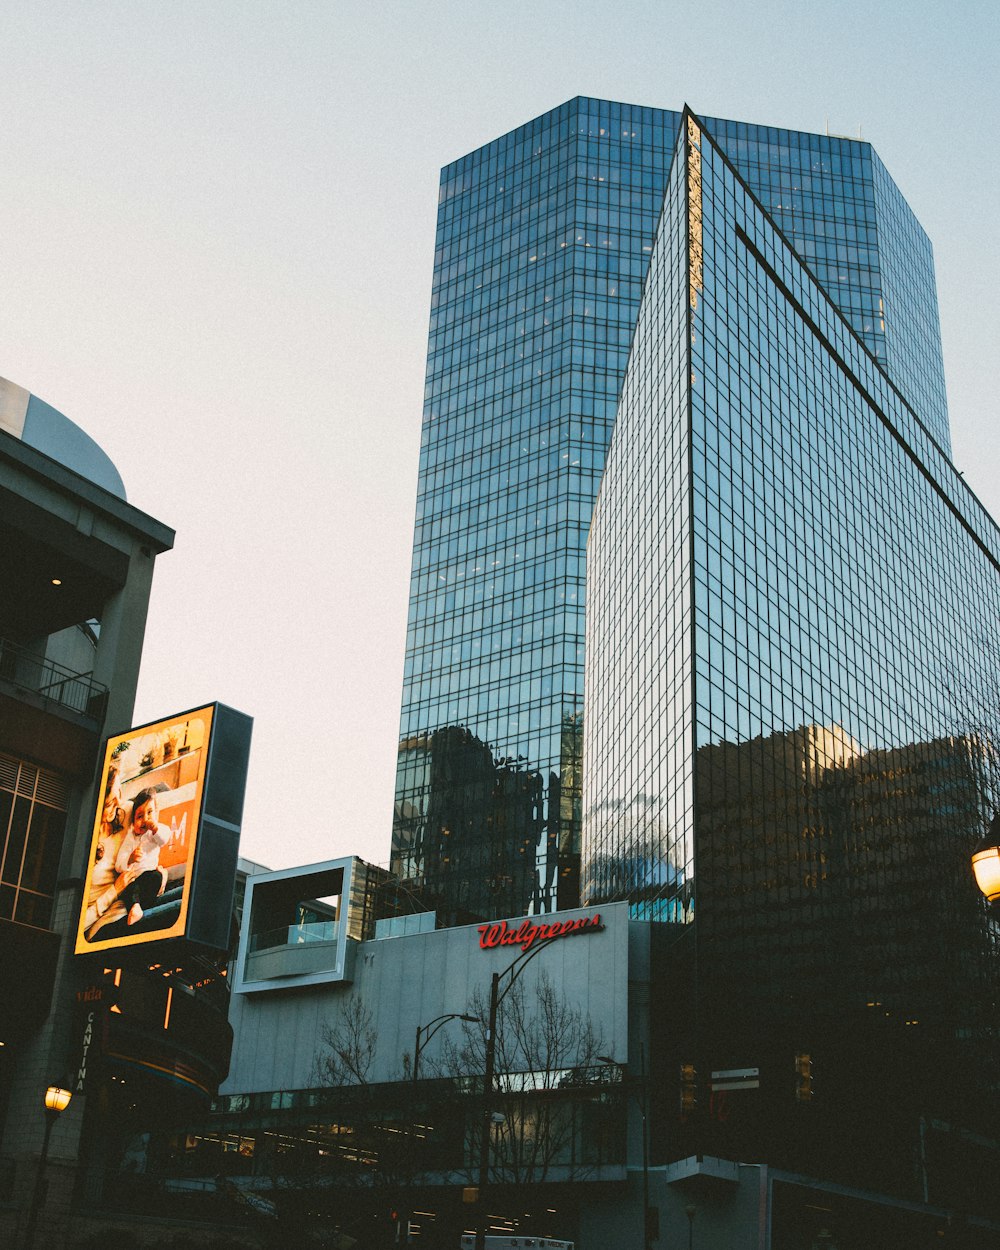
{"left": 474, "top": 936, "right": 559, "bottom": 1250}
{"left": 600, "top": 1043, "right": 652, "bottom": 1250}
{"left": 475, "top": 969, "right": 501, "bottom": 1250}
{"left": 407, "top": 1012, "right": 478, "bottom": 1244}
{"left": 22, "top": 1084, "right": 72, "bottom": 1250}
{"left": 413, "top": 1012, "right": 478, "bottom": 1083}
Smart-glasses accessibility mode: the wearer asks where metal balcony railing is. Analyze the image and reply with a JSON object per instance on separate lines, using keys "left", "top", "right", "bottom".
{"left": 0, "top": 635, "right": 109, "bottom": 719}
{"left": 248, "top": 919, "right": 339, "bottom": 953}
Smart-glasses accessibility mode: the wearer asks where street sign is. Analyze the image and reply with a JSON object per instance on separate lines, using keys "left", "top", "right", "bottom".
{"left": 710, "top": 1066, "right": 760, "bottom": 1091}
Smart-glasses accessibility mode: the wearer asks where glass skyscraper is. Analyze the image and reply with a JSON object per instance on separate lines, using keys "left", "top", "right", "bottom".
{"left": 392, "top": 97, "right": 953, "bottom": 929}
{"left": 584, "top": 111, "right": 1000, "bottom": 1194}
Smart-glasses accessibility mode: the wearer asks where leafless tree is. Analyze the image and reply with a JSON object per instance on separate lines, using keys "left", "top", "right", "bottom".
{"left": 312, "top": 998, "right": 431, "bottom": 1221}
{"left": 440, "top": 971, "right": 614, "bottom": 1186}
{"left": 315, "top": 997, "right": 379, "bottom": 1089}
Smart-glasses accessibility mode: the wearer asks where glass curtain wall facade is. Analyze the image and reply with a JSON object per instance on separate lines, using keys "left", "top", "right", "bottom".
{"left": 393, "top": 99, "right": 677, "bottom": 924}
{"left": 583, "top": 111, "right": 1000, "bottom": 1197}
{"left": 393, "top": 96, "right": 949, "bottom": 928}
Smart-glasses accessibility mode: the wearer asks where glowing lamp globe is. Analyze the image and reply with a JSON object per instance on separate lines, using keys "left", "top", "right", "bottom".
{"left": 972, "top": 816, "right": 1000, "bottom": 903}
{"left": 44, "top": 1085, "right": 72, "bottom": 1114}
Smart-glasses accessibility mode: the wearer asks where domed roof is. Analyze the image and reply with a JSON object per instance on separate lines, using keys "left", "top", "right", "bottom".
{"left": 0, "top": 376, "right": 126, "bottom": 499}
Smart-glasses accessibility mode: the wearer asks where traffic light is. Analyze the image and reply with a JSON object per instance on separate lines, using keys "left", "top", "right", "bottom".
{"left": 680, "top": 1063, "right": 698, "bottom": 1116}
{"left": 795, "top": 1052, "right": 813, "bottom": 1103}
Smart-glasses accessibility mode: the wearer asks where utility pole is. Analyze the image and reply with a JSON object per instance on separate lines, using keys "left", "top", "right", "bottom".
{"left": 473, "top": 937, "right": 560, "bottom": 1250}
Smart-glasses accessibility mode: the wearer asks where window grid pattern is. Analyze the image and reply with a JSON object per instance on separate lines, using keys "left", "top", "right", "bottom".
{"left": 0, "top": 751, "right": 68, "bottom": 929}
{"left": 583, "top": 117, "right": 693, "bottom": 921}
{"left": 394, "top": 99, "right": 679, "bottom": 923}
{"left": 582, "top": 115, "right": 1000, "bottom": 1144}
{"left": 691, "top": 123, "right": 1000, "bottom": 1140}
{"left": 394, "top": 97, "right": 952, "bottom": 927}
{"left": 870, "top": 148, "right": 950, "bottom": 452}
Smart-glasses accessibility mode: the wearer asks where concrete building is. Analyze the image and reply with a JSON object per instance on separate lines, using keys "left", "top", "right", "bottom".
{"left": 128, "top": 861, "right": 643, "bottom": 1246}
{"left": 0, "top": 381, "right": 247, "bottom": 1248}
{"left": 1, "top": 377, "right": 174, "bottom": 1235}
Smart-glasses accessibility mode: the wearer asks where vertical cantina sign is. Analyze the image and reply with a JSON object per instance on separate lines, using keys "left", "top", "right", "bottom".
{"left": 74, "top": 984, "right": 107, "bottom": 1093}
{"left": 477, "top": 912, "right": 604, "bottom": 953}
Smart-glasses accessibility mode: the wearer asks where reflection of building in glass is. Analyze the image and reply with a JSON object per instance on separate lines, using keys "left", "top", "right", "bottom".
{"left": 392, "top": 96, "right": 950, "bottom": 925}
{"left": 393, "top": 725, "right": 542, "bottom": 925}
{"left": 695, "top": 723, "right": 862, "bottom": 999}
{"left": 696, "top": 727, "right": 989, "bottom": 1024}
{"left": 583, "top": 110, "right": 1000, "bottom": 1200}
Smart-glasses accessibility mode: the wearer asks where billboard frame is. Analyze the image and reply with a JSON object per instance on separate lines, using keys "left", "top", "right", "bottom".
{"left": 74, "top": 701, "right": 252, "bottom": 957}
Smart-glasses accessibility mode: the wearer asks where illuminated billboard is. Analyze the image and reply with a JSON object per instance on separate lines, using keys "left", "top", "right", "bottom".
{"left": 74, "top": 703, "right": 252, "bottom": 955}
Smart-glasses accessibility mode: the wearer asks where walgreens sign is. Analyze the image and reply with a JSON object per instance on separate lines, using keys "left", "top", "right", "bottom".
{"left": 477, "top": 912, "right": 604, "bottom": 954}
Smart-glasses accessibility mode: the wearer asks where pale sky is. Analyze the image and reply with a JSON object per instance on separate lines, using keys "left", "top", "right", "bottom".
{"left": 1, "top": 1, "right": 996, "bottom": 871}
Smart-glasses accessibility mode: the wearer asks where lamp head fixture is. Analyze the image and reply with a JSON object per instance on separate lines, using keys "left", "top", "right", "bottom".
{"left": 972, "top": 813, "right": 1000, "bottom": 903}
{"left": 44, "top": 1085, "right": 72, "bottom": 1114}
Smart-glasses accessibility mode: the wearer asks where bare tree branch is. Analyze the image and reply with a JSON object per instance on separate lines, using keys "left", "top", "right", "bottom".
{"left": 439, "top": 972, "right": 609, "bottom": 1185}
{"left": 315, "top": 997, "right": 378, "bottom": 1089}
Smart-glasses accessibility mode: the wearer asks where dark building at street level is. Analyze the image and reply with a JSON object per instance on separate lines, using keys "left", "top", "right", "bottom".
{"left": 391, "top": 96, "right": 950, "bottom": 929}
{"left": 0, "top": 381, "right": 250, "bottom": 1248}
{"left": 583, "top": 111, "right": 1000, "bottom": 1216}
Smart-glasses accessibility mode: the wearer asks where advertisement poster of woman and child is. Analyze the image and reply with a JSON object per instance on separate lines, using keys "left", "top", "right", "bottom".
{"left": 74, "top": 706, "right": 215, "bottom": 954}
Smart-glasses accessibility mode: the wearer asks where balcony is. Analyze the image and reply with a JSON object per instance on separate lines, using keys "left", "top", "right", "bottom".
{"left": 244, "top": 919, "right": 344, "bottom": 981}
{"left": 235, "top": 859, "right": 364, "bottom": 992}
{"left": 0, "top": 635, "right": 108, "bottom": 720}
